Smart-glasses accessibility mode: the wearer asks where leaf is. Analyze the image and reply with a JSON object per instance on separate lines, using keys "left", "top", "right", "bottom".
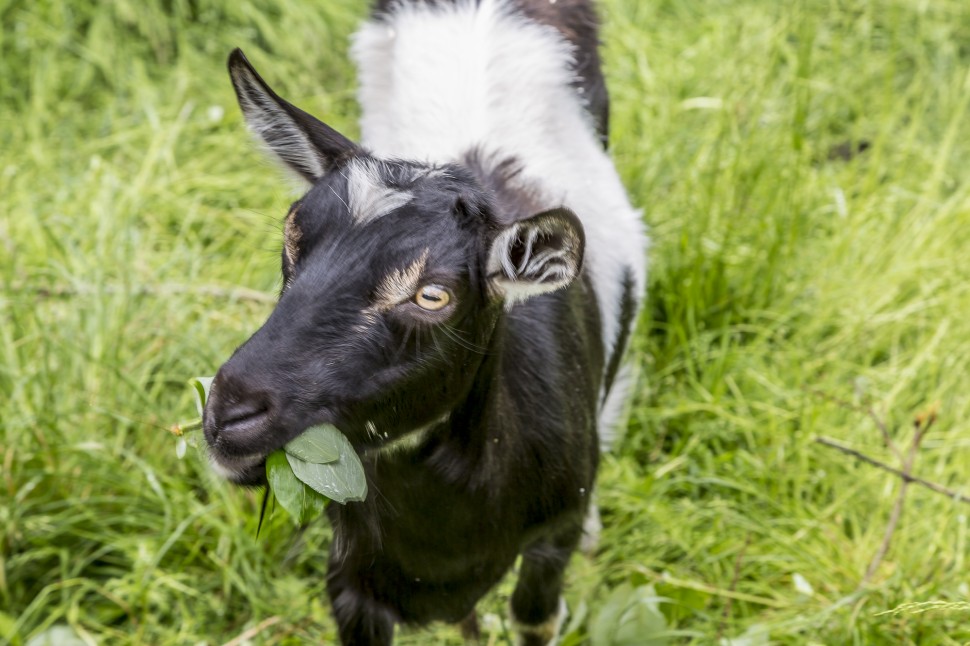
{"left": 559, "top": 599, "right": 588, "bottom": 646}
{"left": 191, "top": 376, "right": 214, "bottom": 416}
{"left": 267, "top": 451, "right": 303, "bottom": 519}
{"left": 590, "top": 583, "right": 670, "bottom": 646}
{"left": 266, "top": 451, "right": 328, "bottom": 523}
{"left": 286, "top": 430, "right": 367, "bottom": 504}
{"left": 283, "top": 424, "right": 340, "bottom": 464}
{"left": 26, "top": 625, "right": 86, "bottom": 646}
{"left": 792, "top": 572, "right": 814, "bottom": 597}
{"left": 0, "top": 611, "right": 18, "bottom": 646}
{"left": 719, "top": 624, "right": 770, "bottom": 646}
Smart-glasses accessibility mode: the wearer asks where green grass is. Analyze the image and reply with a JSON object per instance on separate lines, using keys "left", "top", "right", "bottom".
{"left": 3, "top": 0, "right": 970, "bottom": 643}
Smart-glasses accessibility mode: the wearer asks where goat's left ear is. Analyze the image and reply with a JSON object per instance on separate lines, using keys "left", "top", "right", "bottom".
{"left": 228, "top": 48, "right": 359, "bottom": 183}
{"left": 487, "top": 207, "right": 585, "bottom": 304}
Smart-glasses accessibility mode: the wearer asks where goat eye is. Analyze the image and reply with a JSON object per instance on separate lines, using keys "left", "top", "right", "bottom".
{"left": 414, "top": 285, "right": 451, "bottom": 311}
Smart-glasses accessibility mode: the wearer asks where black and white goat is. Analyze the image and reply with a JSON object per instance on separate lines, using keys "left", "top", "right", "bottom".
{"left": 202, "top": 0, "right": 647, "bottom": 644}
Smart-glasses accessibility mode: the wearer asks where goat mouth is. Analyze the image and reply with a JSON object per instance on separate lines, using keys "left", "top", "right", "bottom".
{"left": 208, "top": 450, "right": 267, "bottom": 487}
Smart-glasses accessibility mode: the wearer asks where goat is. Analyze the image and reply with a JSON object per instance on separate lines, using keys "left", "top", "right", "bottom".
{"left": 202, "top": 0, "right": 647, "bottom": 644}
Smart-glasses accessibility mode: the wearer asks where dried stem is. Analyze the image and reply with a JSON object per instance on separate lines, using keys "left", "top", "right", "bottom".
{"left": 221, "top": 615, "right": 283, "bottom": 646}
{"left": 859, "top": 416, "right": 934, "bottom": 583}
{"left": 867, "top": 405, "right": 904, "bottom": 464}
{"left": 804, "top": 387, "right": 904, "bottom": 463}
{"left": 814, "top": 434, "right": 963, "bottom": 503}
{"left": 716, "top": 532, "right": 752, "bottom": 641}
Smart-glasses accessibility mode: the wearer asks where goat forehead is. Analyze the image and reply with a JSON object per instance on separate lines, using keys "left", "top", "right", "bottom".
{"left": 340, "top": 157, "right": 455, "bottom": 224}
{"left": 298, "top": 158, "right": 463, "bottom": 230}
{"left": 344, "top": 158, "right": 415, "bottom": 225}
{"left": 296, "top": 213, "right": 471, "bottom": 286}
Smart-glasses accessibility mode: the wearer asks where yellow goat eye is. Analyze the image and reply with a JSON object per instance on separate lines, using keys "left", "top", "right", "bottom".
{"left": 414, "top": 285, "right": 451, "bottom": 311}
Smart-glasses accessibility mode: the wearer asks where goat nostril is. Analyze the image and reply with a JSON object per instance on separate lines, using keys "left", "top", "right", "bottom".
{"left": 225, "top": 401, "right": 268, "bottom": 425}
{"left": 212, "top": 399, "right": 271, "bottom": 434}
{"left": 217, "top": 399, "right": 271, "bottom": 435}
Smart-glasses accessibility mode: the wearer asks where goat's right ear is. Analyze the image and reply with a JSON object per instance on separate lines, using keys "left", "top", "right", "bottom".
{"left": 228, "top": 48, "right": 358, "bottom": 183}
{"left": 487, "top": 207, "right": 585, "bottom": 305}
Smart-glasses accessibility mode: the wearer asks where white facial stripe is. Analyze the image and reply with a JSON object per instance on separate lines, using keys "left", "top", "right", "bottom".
{"left": 373, "top": 249, "right": 430, "bottom": 310}
{"left": 346, "top": 159, "right": 413, "bottom": 224}
{"left": 283, "top": 205, "right": 301, "bottom": 265}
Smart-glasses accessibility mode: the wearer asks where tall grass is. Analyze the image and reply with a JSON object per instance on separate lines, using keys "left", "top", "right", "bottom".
{"left": 2, "top": 0, "right": 969, "bottom": 643}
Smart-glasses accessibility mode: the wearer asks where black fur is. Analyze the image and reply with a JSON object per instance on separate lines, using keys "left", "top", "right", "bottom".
{"left": 206, "top": 2, "right": 616, "bottom": 644}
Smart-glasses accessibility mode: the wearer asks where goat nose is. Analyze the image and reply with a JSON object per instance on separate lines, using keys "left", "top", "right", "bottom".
{"left": 203, "top": 369, "right": 274, "bottom": 442}
{"left": 220, "top": 398, "right": 271, "bottom": 433}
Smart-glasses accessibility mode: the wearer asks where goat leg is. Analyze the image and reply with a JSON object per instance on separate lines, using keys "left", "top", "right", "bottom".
{"left": 509, "top": 523, "right": 581, "bottom": 646}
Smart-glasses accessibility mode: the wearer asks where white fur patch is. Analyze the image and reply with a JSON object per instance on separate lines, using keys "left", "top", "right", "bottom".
{"left": 598, "top": 361, "right": 638, "bottom": 452}
{"left": 283, "top": 205, "right": 302, "bottom": 265}
{"left": 373, "top": 248, "right": 429, "bottom": 310}
{"left": 352, "top": 0, "right": 648, "bottom": 382}
{"left": 208, "top": 452, "right": 263, "bottom": 481}
{"left": 363, "top": 413, "right": 450, "bottom": 459}
{"left": 512, "top": 596, "right": 568, "bottom": 646}
{"left": 346, "top": 158, "right": 413, "bottom": 224}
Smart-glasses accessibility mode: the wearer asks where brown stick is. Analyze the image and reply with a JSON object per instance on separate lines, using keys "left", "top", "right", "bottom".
{"left": 221, "top": 616, "right": 283, "bottom": 646}
{"left": 804, "top": 387, "right": 904, "bottom": 463}
{"left": 715, "top": 533, "right": 752, "bottom": 641}
{"left": 814, "top": 436, "right": 967, "bottom": 504}
{"left": 862, "top": 416, "right": 936, "bottom": 583}
{"left": 867, "top": 404, "right": 904, "bottom": 464}
{"left": 860, "top": 423, "right": 919, "bottom": 583}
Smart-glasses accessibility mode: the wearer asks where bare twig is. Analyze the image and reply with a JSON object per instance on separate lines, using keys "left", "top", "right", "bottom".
{"left": 860, "top": 415, "right": 931, "bottom": 584}
{"left": 716, "top": 532, "right": 752, "bottom": 641}
{"left": 804, "top": 387, "right": 903, "bottom": 462}
{"left": 221, "top": 615, "right": 283, "bottom": 646}
{"left": 814, "top": 435, "right": 963, "bottom": 503}
{"left": 867, "top": 405, "right": 905, "bottom": 464}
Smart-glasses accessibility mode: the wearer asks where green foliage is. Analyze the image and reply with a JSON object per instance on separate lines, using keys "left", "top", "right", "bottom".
{"left": 283, "top": 425, "right": 340, "bottom": 464}
{"left": 2, "top": 0, "right": 970, "bottom": 644}
{"left": 186, "top": 378, "right": 360, "bottom": 509}
{"left": 283, "top": 426, "right": 367, "bottom": 505}
{"left": 266, "top": 451, "right": 326, "bottom": 525}
{"left": 588, "top": 584, "right": 670, "bottom": 646}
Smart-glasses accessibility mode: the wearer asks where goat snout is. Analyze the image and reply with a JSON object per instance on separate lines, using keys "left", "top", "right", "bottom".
{"left": 201, "top": 367, "right": 281, "bottom": 485}
{"left": 203, "top": 367, "right": 276, "bottom": 451}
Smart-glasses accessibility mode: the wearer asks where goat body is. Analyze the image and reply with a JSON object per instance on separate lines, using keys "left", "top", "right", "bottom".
{"left": 202, "top": 1, "right": 647, "bottom": 644}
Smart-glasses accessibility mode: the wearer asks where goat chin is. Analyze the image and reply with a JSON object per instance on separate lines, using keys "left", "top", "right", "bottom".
{"left": 207, "top": 452, "right": 265, "bottom": 486}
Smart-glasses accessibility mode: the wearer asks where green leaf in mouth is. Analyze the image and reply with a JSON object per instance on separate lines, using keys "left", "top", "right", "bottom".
{"left": 283, "top": 423, "right": 341, "bottom": 464}
{"left": 266, "top": 450, "right": 327, "bottom": 524}
{"left": 284, "top": 425, "right": 367, "bottom": 504}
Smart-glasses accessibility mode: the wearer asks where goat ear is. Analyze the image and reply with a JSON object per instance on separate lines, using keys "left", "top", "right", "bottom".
{"left": 227, "top": 48, "right": 358, "bottom": 182}
{"left": 487, "top": 207, "right": 585, "bottom": 304}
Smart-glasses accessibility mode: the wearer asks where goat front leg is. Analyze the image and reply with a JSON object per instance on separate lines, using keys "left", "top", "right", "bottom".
{"left": 510, "top": 524, "right": 581, "bottom": 646}
{"left": 327, "top": 568, "right": 396, "bottom": 646}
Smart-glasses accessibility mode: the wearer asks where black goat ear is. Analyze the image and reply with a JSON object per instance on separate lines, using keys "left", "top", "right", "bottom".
{"left": 227, "top": 48, "right": 358, "bottom": 182}
{"left": 486, "top": 207, "right": 585, "bottom": 305}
